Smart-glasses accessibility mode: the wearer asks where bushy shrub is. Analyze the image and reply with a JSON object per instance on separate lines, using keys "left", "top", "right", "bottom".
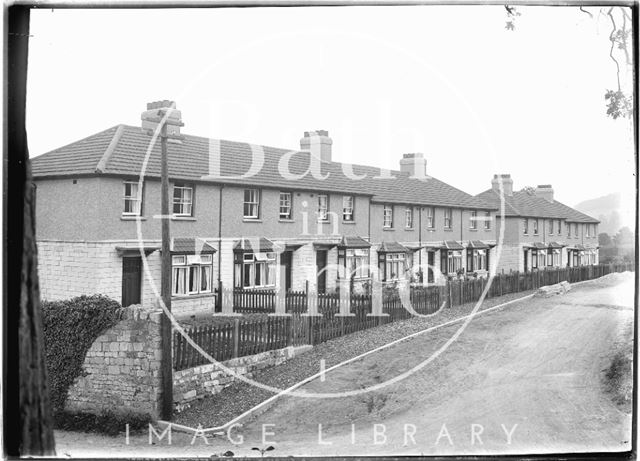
{"left": 42, "top": 294, "right": 122, "bottom": 414}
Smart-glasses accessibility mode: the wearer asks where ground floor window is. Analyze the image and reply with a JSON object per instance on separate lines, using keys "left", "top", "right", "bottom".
{"left": 234, "top": 252, "right": 276, "bottom": 288}
{"left": 581, "top": 250, "right": 596, "bottom": 266}
{"left": 346, "top": 248, "right": 370, "bottom": 279}
{"left": 380, "top": 252, "right": 407, "bottom": 281}
{"left": 552, "top": 249, "right": 560, "bottom": 266}
{"left": 172, "top": 253, "right": 213, "bottom": 296}
{"left": 441, "top": 250, "right": 462, "bottom": 275}
{"left": 466, "top": 249, "right": 487, "bottom": 272}
{"left": 538, "top": 250, "right": 546, "bottom": 269}
{"left": 531, "top": 250, "right": 538, "bottom": 269}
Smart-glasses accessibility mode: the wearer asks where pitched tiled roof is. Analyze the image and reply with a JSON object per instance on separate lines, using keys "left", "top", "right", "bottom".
{"left": 172, "top": 237, "right": 216, "bottom": 253}
{"left": 476, "top": 188, "right": 598, "bottom": 223}
{"left": 31, "top": 124, "right": 495, "bottom": 210}
{"left": 378, "top": 241, "right": 410, "bottom": 253}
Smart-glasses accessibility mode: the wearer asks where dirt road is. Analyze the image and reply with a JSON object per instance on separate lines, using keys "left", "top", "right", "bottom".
{"left": 54, "top": 274, "right": 634, "bottom": 457}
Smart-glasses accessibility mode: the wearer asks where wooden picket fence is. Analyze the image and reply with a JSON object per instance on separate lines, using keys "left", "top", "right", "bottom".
{"left": 173, "top": 262, "right": 633, "bottom": 370}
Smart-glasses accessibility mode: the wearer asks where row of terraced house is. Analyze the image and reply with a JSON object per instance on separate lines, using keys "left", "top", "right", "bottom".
{"left": 32, "top": 102, "right": 600, "bottom": 315}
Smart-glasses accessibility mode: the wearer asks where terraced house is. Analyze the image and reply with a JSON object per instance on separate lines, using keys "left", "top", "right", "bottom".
{"left": 476, "top": 174, "right": 600, "bottom": 273}
{"left": 33, "top": 103, "right": 500, "bottom": 314}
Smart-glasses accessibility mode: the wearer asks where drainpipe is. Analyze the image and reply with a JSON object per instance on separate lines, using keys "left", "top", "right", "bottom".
{"left": 418, "top": 207, "right": 422, "bottom": 267}
{"left": 218, "top": 184, "right": 224, "bottom": 295}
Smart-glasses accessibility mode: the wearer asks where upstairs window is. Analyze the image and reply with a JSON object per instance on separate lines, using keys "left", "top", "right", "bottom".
{"left": 523, "top": 218, "right": 529, "bottom": 235}
{"left": 533, "top": 219, "right": 539, "bottom": 235}
{"left": 470, "top": 210, "right": 477, "bottom": 230}
{"left": 383, "top": 205, "right": 393, "bottom": 228}
{"left": 343, "top": 196, "right": 354, "bottom": 221}
{"left": 426, "top": 207, "right": 435, "bottom": 228}
{"left": 123, "top": 180, "right": 142, "bottom": 215}
{"left": 279, "top": 192, "right": 292, "bottom": 220}
{"left": 574, "top": 223, "right": 578, "bottom": 237}
{"left": 243, "top": 189, "right": 260, "bottom": 219}
{"left": 173, "top": 183, "right": 194, "bottom": 216}
{"left": 405, "top": 207, "right": 413, "bottom": 228}
{"left": 318, "top": 194, "right": 329, "bottom": 220}
{"left": 444, "top": 208, "right": 452, "bottom": 229}
{"left": 484, "top": 211, "right": 491, "bottom": 230}
{"left": 549, "top": 219, "right": 554, "bottom": 234}
{"left": 172, "top": 254, "right": 213, "bottom": 296}
{"left": 558, "top": 220, "right": 562, "bottom": 235}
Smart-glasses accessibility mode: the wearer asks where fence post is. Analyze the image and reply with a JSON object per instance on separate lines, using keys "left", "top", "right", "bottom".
{"left": 447, "top": 279, "right": 452, "bottom": 308}
{"left": 232, "top": 318, "right": 240, "bottom": 358}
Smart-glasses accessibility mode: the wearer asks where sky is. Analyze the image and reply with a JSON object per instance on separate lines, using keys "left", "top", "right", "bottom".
{"left": 26, "top": 5, "right": 635, "bottom": 224}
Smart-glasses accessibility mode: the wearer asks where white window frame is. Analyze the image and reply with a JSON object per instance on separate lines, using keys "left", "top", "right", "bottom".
{"left": 383, "top": 205, "right": 393, "bottom": 228}
{"left": 172, "top": 253, "right": 213, "bottom": 296}
{"left": 558, "top": 220, "right": 562, "bottom": 235}
{"left": 484, "top": 211, "right": 491, "bottom": 230}
{"left": 241, "top": 252, "right": 276, "bottom": 288}
{"left": 172, "top": 184, "right": 193, "bottom": 217}
{"left": 523, "top": 218, "right": 529, "bottom": 235}
{"left": 444, "top": 208, "right": 452, "bottom": 229}
{"left": 346, "top": 248, "right": 370, "bottom": 279}
{"left": 426, "top": 207, "right": 435, "bottom": 228}
{"left": 244, "top": 189, "right": 260, "bottom": 219}
{"left": 343, "top": 196, "right": 354, "bottom": 221}
{"left": 318, "top": 194, "right": 329, "bottom": 221}
{"left": 123, "top": 180, "right": 142, "bottom": 216}
{"left": 470, "top": 210, "right": 477, "bottom": 230}
{"left": 279, "top": 191, "right": 292, "bottom": 220}
{"left": 447, "top": 250, "right": 462, "bottom": 274}
{"left": 405, "top": 207, "right": 413, "bottom": 228}
{"left": 384, "top": 252, "right": 406, "bottom": 281}
{"left": 533, "top": 219, "right": 539, "bottom": 235}
{"left": 549, "top": 219, "right": 554, "bottom": 235}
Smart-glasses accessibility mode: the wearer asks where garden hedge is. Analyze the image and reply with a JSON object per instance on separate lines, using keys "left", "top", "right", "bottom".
{"left": 42, "top": 294, "right": 122, "bottom": 414}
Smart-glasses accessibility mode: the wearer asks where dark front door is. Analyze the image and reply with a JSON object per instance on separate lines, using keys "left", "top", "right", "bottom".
{"left": 122, "top": 256, "right": 142, "bottom": 307}
{"left": 427, "top": 251, "right": 435, "bottom": 283}
{"left": 316, "top": 250, "right": 328, "bottom": 293}
{"left": 281, "top": 251, "right": 293, "bottom": 291}
{"left": 523, "top": 250, "right": 529, "bottom": 272}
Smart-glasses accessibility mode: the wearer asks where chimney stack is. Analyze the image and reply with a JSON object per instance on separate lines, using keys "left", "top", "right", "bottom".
{"left": 491, "top": 174, "right": 513, "bottom": 196}
{"left": 141, "top": 100, "right": 183, "bottom": 139}
{"left": 399, "top": 153, "right": 427, "bottom": 179}
{"left": 535, "top": 184, "right": 554, "bottom": 202}
{"left": 300, "top": 130, "right": 332, "bottom": 162}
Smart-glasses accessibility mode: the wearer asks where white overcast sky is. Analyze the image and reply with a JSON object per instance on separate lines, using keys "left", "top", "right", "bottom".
{"left": 26, "top": 5, "right": 635, "bottom": 221}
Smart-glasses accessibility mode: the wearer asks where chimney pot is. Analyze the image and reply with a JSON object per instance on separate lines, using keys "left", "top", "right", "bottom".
{"left": 491, "top": 173, "right": 514, "bottom": 196}
{"left": 535, "top": 184, "right": 554, "bottom": 202}
{"left": 399, "top": 153, "right": 427, "bottom": 179}
{"left": 300, "top": 130, "right": 332, "bottom": 162}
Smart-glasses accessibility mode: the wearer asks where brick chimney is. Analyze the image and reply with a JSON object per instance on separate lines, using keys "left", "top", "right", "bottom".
{"left": 141, "top": 100, "right": 183, "bottom": 138}
{"left": 300, "top": 130, "right": 332, "bottom": 162}
{"left": 535, "top": 184, "right": 554, "bottom": 202}
{"left": 399, "top": 153, "right": 427, "bottom": 179}
{"left": 491, "top": 174, "right": 513, "bottom": 196}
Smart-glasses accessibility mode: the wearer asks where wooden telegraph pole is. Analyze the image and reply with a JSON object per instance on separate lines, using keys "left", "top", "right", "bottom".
{"left": 142, "top": 101, "right": 184, "bottom": 420}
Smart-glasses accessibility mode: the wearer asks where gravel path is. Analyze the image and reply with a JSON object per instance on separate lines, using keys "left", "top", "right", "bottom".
{"left": 174, "top": 290, "right": 535, "bottom": 428}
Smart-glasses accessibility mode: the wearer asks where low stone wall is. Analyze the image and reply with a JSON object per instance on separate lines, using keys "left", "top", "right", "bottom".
{"left": 173, "top": 345, "right": 312, "bottom": 411}
{"left": 64, "top": 305, "right": 165, "bottom": 419}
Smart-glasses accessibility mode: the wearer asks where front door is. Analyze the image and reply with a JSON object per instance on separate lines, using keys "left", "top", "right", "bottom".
{"left": 316, "top": 250, "right": 328, "bottom": 293}
{"left": 427, "top": 251, "right": 435, "bottom": 283}
{"left": 523, "top": 250, "right": 529, "bottom": 272}
{"left": 122, "top": 256, "right": 142, "bottom": 307}
{"left": 280, "top": 251, "right": 293, "bottom": 291}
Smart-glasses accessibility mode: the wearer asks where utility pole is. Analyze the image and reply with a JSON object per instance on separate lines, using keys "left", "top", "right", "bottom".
{"left": 142, "top": 100, "right": 183, "bottom": 421}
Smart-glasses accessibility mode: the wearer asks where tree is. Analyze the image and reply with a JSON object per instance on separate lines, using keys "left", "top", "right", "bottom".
{"left": 598, "top": 232, "right": 612, "bottom": 247}
{"left": 613, "top": 226, "right": 634, "bottom": 247}
{"left": 505, "top": 5, "right": 634, "bottom": 120}
{"left": 8, "top": 6, "right": 56, "bottom": 455}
